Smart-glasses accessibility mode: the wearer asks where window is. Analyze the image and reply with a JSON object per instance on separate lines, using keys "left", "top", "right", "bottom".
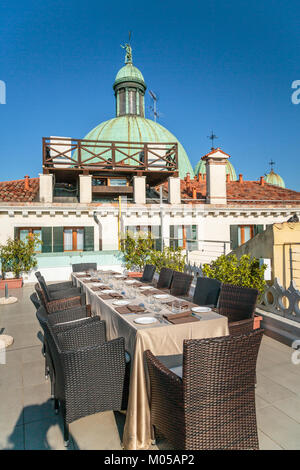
{"left": 118, "top": 89, "right": 126, "bottom": 115}
{"left": 126, "top": 225, "right": 162, "bottom": 250}
{"left": 17, "top": 228, "right": 42, "bottom": 252}
{"left": 63, "top": 228, "right": 84, "bottom": 252}
{"left": 169, "top": 225, "right": 197, "bottom": 250}
{"left": 230, "top": 225, "right": 264, "bottom": 249}
{"left": 109, "top": 178, "right": 127, "bottom": 186}
{"left": 128, "top": 90, "right": 137, "bottom": 114}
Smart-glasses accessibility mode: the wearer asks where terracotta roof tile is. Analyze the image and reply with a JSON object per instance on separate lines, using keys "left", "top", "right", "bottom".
{"left": 0, "top": 177, "right": 39, "bottom": 202}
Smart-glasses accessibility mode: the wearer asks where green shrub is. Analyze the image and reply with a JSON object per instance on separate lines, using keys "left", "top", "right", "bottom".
{"left": 202, "top": 254, "right": 266, "bottom": 293}
{"left": 0, "top": 235, "right": 40, "bottom": 279}
{"left": 121, "top": 233, "right": 186, "bottom": 273}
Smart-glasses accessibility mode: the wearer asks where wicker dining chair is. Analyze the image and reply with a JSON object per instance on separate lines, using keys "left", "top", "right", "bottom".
{"left": 35, "top": 271, "right": 73, "bottom": 292}
{"left": 72, "top": 263, "right": 97, "bottom": 272}
{"left": 35, "top": 305, "right": 95, "bottom": 398}
{"left": 38, "top": 277, "right": 82, "bottom": 302}
{"left": 157, "top": 267, "right": 174, "bottom": 289}
{"left": 47, "top": 319, "right": 129, "bottom": 446}
{"left": 169, "top": 271, "right": 193, "bottom": 297}
{"left": 35, "top": 283, "right": 86, "bottom": 314}
{"left": 218, "top": 283, "right": 259, "bottom": 323}
{"left": 146, "top": 328, "right": 264, "bottom": 450}
{"left": 141, "top": 264, "right": 156, "bottom": 283}
{"left": 192, "top": 276, "right": 221, "bottom": 307}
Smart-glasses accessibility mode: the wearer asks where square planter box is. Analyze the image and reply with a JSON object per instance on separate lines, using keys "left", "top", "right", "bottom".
{"left": 128, "top": 272, "right": 143, "bottom": 278}
{"left": 0, "top": 278, "right": 23, "bottom": 289}
{"left": 254, "top": 314, "right": 263, "bottom": 329}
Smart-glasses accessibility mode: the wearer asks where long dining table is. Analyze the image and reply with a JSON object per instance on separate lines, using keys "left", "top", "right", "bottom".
{"left": 72, "top": 270, "right": 229, "bottom": 450}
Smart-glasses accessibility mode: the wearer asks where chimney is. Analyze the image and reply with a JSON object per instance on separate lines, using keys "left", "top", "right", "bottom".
{"left": 186, "top": 173, "right": 190, "bottom": 183}
{"left": 226, "top": 173, "right": 230, "bottom": 183}
{"left": 24, "top": 175, "right": 30, "bottom": 191}
{"left": 197, "top": 173, "right": 202, "bottom": 182}
{"left": 203, "top": 173, "right": 206, "bottom": 182}
{"left": 192, "top": 187, "right": 197, "bottom": 199}
{"left": 260, "top": 176, "right": 265, "bottom": 186}
{"left": 238, "top": 174, "right": 243, "bottom": 184}
{"left": 202, "top": 148, "right": 230, "bottom": 205}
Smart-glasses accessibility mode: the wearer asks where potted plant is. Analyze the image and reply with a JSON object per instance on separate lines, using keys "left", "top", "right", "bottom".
{"left": 0, "top": 235, "right": 39, "bottom": 289}
{"left": 121, "top": 233, "right": 154, "bottom": 276}
{"left": 202, "top": 254, "right": 266, "bottom": 329}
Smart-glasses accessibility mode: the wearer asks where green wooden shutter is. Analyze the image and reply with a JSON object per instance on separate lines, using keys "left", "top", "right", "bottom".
{"left": 42, "top": 227, "right": 52, "bottom": 253}
{"left": 53, "top": 227, "right": 64, "bottom": 252}
{"left": 254, "top": 225, "right": 264, "bottom": 235}
{"left": 230, "top": 225, "right": 239, "bottom": 250}
{"left": 84, "top": 227, "right": 94, "bottom": 251}
{"left": 14, "top": 227, "right": 18, "bottom": 239}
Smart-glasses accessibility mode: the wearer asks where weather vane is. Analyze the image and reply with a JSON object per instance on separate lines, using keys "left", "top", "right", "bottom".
{"left": 121, "top": 31, "right": 133, "bottom": 64}
{"left": 208, "top": 130, "right": 218, "bottom": 149}
{"left": 269, "top": 159, "right": 275, "bottom": 171}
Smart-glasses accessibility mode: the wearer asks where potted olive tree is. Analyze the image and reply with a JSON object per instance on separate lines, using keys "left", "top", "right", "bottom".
{"left": 0, "top": 235, "right": 39, "bottom": 288}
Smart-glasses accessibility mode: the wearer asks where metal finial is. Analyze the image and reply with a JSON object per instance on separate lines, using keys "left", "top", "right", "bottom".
{"left": 269, "top": 159, "right": 275, "bottom": 171}
{"left": 207, "top": 130, "right": 218, "bottom": 150}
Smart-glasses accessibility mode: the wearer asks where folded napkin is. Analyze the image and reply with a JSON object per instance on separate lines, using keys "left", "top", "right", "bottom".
{"left": 98, "top": 293, "right": 123, "bottom": 300}
{"left": 163, "top": 310, "right": 200, "bottom": 325}
{"left": 91, "top": 286, "right": 107, "bottom": 291}
{"left": 82, "top": 279, "right": 93, "bottom": 283}
{"left": 115, "top": 304, "right": 146, "bottom": 314}
{"left": 165, "top": 300, "right": 190, "bottom": 309}
{"left": 75, "top": 274, "right": 87, "bottom": 278}
{"left": 90, "top": 278, "right": 100, "bottom": 282}
{"left": 140, "top": 289, "right": 161, "bottom": 296}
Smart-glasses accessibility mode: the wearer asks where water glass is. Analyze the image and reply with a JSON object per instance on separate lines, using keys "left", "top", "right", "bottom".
{"left": 172, "top": 300, "right": 182, "bottom": 314}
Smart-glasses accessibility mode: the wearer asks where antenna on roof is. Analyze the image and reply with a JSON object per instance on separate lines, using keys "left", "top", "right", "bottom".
{"left": 207, "top": 130, "right": 218, "bottom": 150}
{"left": 149, "top": 90, "right": 159, "bottom": 122}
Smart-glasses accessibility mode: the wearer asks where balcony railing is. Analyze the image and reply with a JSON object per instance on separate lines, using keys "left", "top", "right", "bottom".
{"left": 42, "top": 137, "right": 178, "bottom": 173}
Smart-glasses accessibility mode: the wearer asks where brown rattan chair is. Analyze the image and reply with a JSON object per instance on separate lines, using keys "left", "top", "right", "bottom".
{"left": 35, "top": 271, "right": 74, "bottom": 292}
{"left": 193, "top": 276, "right": 221, "bottom": 307}
{"left": 141, "top": 264, "right": 156, "bottom": 283}
{"left": 35, "top": 283, "right": 86, "bottom": 314}
{"left": 72, "top": 263, "right": 97, "bottom": 272}
{"left": 157, "top": 267, "right": 174, "bottom": 289}
{"left": 169, "top": 271, "right": 193, "bottom": 297}
{"left": 146, "top": 328, "right": 264, "bottom": 450}
{"left": 218, "top": 283, "right": 259, "bottom": 334}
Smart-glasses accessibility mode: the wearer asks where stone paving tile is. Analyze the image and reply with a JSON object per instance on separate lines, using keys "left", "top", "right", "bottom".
{"left": 24, "top": 416, "right": 75, "bottom": 450}
{"left": 259, "top": 364, "right": 300, "bottom": 395}
{"left": 272, "top": 395, "right": 300, "bottom": 424}
{"left": 258, "top": 430, "right": 283, "bottom": 450}
{"left": 0, "top": 424, "right": 24, "bottom": 450}
{"left": 23, "top": 382, "right": 54, "bottom": 424}
{"left": 256, "top": 372, "right": 298, "bottom": 404}
{"left": 257, "top": 405, "right": 300, "bottom": 450}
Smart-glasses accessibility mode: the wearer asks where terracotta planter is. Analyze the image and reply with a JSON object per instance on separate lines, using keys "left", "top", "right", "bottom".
{"left": 0, "top": 278, "right": 23, "bottom": 289}
{"left": 128, "top": 272, "right": 143, "bottom": 278}
{"left": 253, "top": 314, "right": 262, "bottom": 330}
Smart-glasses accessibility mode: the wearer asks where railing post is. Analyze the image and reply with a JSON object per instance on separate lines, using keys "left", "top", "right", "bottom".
{"left": 112, "top": 143, "right": 116, "bottom": 169}
{"left": 290, "top": 246, "right": 293, "bottom": 282}
{"left": 144, "top": 144, "right": 148, "bottom": 170}
{"left": 77, "top": 140, "right": 81, "bottom": 168}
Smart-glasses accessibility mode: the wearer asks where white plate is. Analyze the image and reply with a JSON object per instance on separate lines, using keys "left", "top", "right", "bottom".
{"left": 153, "top": 294, "right": 170, "bottom": 299}
{"left": 191, "top": 306, "right": 212, "bottom": 313}
{"left": 125, "top": 280, "right": 136, "bottom": 284}
{"left": 75, "top": 272, "right": 86, "bottom": 275}
{"left": 102, "top": 289, "right": 115, "bottom": 294}
{"left": 139, "top": 286, "right": 152, "bottom": 290}
{"left": 92, "top": 283, "right": 106, "bottom": 287}
{"left": 134, "top": 316, "right": 157, "bottom": 325}
{"left": 114, "top": 274, "right": 124, "bottom": 278}
{"left": 112, "top": 300, "right": 130, "bottom": 306}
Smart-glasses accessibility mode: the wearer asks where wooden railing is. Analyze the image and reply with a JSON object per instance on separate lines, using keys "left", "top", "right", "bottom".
{"left": 42, "top": 137, "right": 178, "bottom": 172}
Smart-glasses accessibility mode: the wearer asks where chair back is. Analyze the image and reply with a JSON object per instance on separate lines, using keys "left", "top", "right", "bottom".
{"left": 218, "top": 283, "right": 258, "bottom": 322}
{"left": 72, "top": 263, "right": 97, "bottom": 273}
{"left": 30, "top": 292, "right": 40, "bottom": 310}
{"left": 38, "top": 276, "right": 51, "bottom": 302}
{"left": 35, "top": 283, "right": 48, "bottom": 310}
{"left": 193, "top": 276, "right": 221, "bottom": 307}
{"left": 142, "top": 264, "right": 156, "bottom": 282}
{"left": 35, "top": 271, "right": 42, "bottom": 280}
{"left": 170, "top": 271, "right": 193, "bottom": 297}
{"left": 157, "top": 267, "right": 174, "bottom": 289}
{"left": 182, "top": 329, "right": 264, "bottom": 449}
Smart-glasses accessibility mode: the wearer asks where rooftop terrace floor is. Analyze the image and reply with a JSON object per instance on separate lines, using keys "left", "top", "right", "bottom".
{"left": 1, "top": 285, "right": 300, "bottom": 450}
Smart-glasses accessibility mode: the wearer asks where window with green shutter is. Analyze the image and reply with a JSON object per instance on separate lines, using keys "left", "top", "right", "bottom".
{"left": 84, "top": 227, "right": 94, "bottom": 251}
{"left": 230, "top": 225, "right": 239, "bottom": 250}
{"left": 53, "top": 227, "right": 64, "bottom": 252}
{"left": 42, "top": 227, "right": 52, "bottom": 253}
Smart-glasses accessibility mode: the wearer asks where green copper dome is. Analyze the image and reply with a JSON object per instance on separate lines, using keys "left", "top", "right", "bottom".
{"left": 265, "top": 169, "right": 285, "bottom": 188}
{"left": 194, "top": 157, "right": 237, "bottom": 181}
{"left": 81, "top": 116, "right": 194, "bottom": 179}
{"left": 114, "top": 63, "right": 145, "bottom": 88}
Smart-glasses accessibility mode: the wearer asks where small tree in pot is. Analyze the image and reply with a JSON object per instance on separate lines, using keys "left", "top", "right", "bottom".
{"left": 0, "top": 235, "right": 40, "bottom": 287}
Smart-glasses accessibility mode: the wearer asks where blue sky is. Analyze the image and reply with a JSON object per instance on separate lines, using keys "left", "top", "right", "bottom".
{"left": 0, "top": 0, "right": 300, "bottom": 190}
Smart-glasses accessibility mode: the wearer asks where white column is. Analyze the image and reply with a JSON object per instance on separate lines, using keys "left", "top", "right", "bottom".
{"left": 168, "top": 177, "right": 181, "bottom": 205}
{"left": 133, "top": 176, "right": 146, "bottom": 204}
{"left": 79, "top": 175, "right": 92, "bottom": 203}
{"left": 39, "top": 173, "right": 53, "bottom": 203}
